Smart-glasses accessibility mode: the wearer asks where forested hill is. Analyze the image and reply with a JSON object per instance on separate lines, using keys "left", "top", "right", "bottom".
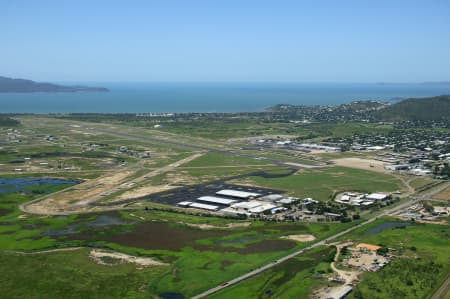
{"left": 267, "top": 96, "right": 450, "bottom": 123}
{"left": 376, "top": 95, "right": 450, "bottom": 121}
{"left": 0, "top": 76, "right": 108, "bottom": 93}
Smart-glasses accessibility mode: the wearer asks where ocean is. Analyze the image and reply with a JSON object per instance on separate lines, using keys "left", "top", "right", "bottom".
{"left": 1, "top": 82, "right": 450, "bottom": 113}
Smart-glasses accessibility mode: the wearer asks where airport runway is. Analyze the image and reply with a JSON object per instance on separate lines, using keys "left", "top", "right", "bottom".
{"left": 77, "top": 125, "right": 320, "bottom": 170}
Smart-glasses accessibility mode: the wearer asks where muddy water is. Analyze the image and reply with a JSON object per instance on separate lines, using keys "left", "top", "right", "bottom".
{"left": 65, "top": 219, "right": 297, "bottom": 254}
{"left": 105, "top": 222, "right": 228, "bottom": 251}
{"left": 45, "top": 213, "right": 129, "bottom": 236}
{"left": 54, "top": 210, "right": 302, "bottom": 253}
{"left": 159, "top": 293, "right": 184, "bottom": 299}
{"left": 0, "top": 177, "right": 79, "bottom": 193}
{"left": 87, "top": 215, "right": 128, "bottom": 227}
{"left": 364, "top": 221, "right": 413, "bottom": 235}
{"left": 0, "top": 208, "right": 11, "bottom": 217}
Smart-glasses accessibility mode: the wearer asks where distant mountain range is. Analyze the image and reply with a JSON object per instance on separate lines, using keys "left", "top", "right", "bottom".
{"left": 376, "top": 81, "right": 450, "bottom": 86}
{"left": 0, "top": 76, "right": 109, "bottom": 93}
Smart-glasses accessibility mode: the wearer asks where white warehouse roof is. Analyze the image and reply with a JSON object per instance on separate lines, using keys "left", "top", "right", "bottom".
{"left": 249, "top": 203, "right": 277, "bottom": 213}
{"left": 216, "top": 189, "right": 261, "bottom": 199}
{"left": 231, "top": 200, "right": 262, "bottom": 210}
{"left": 366, "top": 193, "right": 389, "bottom": 201}
{"left": 220, "top": 207, "right": 251, "bottom": 216}
{"left": 197, "top": 196, "right": 237, "bottom": 205}
{"left": 189, "top": 202, "right": 219, "bottom": 211}
{"left": 341, "top": 195, "right": 350, "bottom": 201}
{"left": 277, "top": 198, "right": 294, "bottom": 204}
{"left": 260, "top": 194, "right": 283, "bottom": 201}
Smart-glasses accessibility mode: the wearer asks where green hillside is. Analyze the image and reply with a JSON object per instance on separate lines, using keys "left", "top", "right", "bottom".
{"left": 378, "top": 95, "right": 450, "bottom": 121}
{"left": 0, "top": 76, "right": 108, "bottom": 93}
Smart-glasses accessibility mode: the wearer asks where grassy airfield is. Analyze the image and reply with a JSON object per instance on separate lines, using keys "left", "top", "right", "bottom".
{"left": 0, "top": 115, "right": 447, "bottom": 298}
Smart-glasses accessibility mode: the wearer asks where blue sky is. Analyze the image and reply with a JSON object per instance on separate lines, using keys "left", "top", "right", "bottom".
{"left": 1, "top": 0, "right": 450, "bottom": 82}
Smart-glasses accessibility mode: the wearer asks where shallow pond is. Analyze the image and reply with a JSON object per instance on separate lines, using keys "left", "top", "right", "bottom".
{"left": 364, "top": 221, "right": 413, "bottom": 235}
{"left": 159, "top": 293, "right": 185, "bottom": 299}
{"left": 86, "top": 215, "right": 128, "bottom": 227}
{"left": 0, "top": 177, "right": 79, "bottom": 193}
{"left": 45, "top": 214, "right": 129, "bottom": 236}
{"left": 216, "top": 236, "right": 259, "bottom": 246}
{"left": 45, "top": 226, "right": 79, "bottom": 236}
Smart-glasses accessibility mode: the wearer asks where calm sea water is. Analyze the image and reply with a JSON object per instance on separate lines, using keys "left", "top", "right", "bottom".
{"left": 1, "top": 82, "right": 450, "bottom": 113}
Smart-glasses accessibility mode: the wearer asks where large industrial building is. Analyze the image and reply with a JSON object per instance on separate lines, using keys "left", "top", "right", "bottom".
{"left": 196, "top": 196, "right": 237, "bottom": 206}
{"left": 215, "top": 189, "right": 261, "bottom": 199}
{"left": 176, "top": 188, "right": 287, "bottom": 216}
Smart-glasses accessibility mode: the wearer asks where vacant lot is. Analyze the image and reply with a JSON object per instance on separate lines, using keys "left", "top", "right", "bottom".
{"left": 432, "top": 186, "right": 450, "bottom": 201}
{"left": 0, "top": 249, "right": 166, "bottom": 299}
{"left": 209, "top": 246, "right": 336, "bottom": 299}
{"left": 235, "top": 166, "right": 404, "bottom": 201}
{"left": 342, "top": 218, "right": 450, "bottom": 299}
{"left": 332, "top": 157, "right": 388, "bottom": 173}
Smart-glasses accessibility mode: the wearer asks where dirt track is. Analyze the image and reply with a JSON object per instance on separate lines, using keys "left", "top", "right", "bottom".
{"left": 331, "top": 243, "right": 360, "bottom": 284}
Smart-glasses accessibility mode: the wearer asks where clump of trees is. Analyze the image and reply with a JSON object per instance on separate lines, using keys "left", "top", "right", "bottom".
{"left": 433, "top": 162, "right": 450, "bottom": 177}
{"left": 0, "top": 116, "right": 20, "bottom": 126}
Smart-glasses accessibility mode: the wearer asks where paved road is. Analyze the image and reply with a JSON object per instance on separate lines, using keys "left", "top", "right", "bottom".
{"left": 431, "top": 276, "right": 450, "bottom": 299}
{"left": 192, "top": 182, "right": 450, "bottom": 299}
{"left": 3, "top": 247, "right": 82, "bottom": 255}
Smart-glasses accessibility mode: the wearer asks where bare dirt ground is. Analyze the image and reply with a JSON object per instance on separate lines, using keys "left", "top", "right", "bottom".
{"left": 89, "top": 249, "right": 168, "bottom": 267}
{"left": 416, "top": 219, "right": 448, "bottom": 225}
{"left": 20, "top": 153, "right": 204, "bottom": 215}
{"left": 280, "top": 234, "right": 316, "bottom": 242}
{"left": 331, "top": 243, "right": 360, "bottom": 284}
{"left": 344, "top": 251, "right": 389, "bottom": 271}
{"left": 284, "top": 162, "right": 321, "bottom": 169}
{"left": 179, "top": 222, "right": 252, "bottom": 230}
{"left": 331, "top": 157, "right": 388, "bottom": 173}
{"left": 432, "top": 187, "right": 450, "bottom": 201}
{"left": 311, "top": 242, "right": 360, "bottom": 299}
{"left": 115, "top": 185, "right": 175, "bottom": 201}
{"left": 22, "top": 170, "right": 134, "bottom": 214}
